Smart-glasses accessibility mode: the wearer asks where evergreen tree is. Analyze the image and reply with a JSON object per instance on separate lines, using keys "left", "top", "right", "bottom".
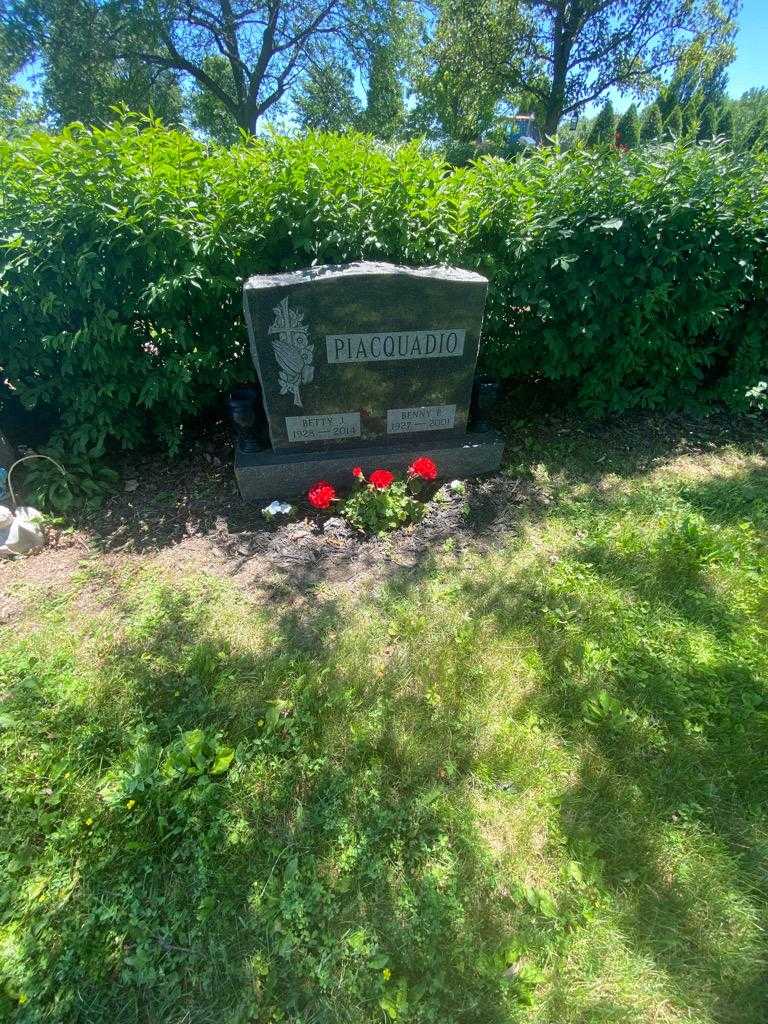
{"left": 718, "top": 106, "right": 734, "bottom": 138}
{"left": 588, "top": 100, "right": 616, "bottom": 147}
{"left": 697, "top": 103, "right": 719, "bottom": 140}
{"left": 641, "top": 104, "right": 663, "bottom": 142}
{"left": 360, "top": 42, "right": 404, "bottom": 140}
{"left": 295, "top": 61, "right": 361, "bottom": 133}
{"left": 616, "top": 103, "right": 640, "bottom": 148}
{"left": 726, "top": 88, "right": 768, "bottom": 150}
{"left": 666, "top": 106, "right": 684, "bottom": 137}
{"left": 743, "top": 116, "right": 768, "bottom": 151}
{"left": 681, "top": 102, "right": 699, "bottom": 137}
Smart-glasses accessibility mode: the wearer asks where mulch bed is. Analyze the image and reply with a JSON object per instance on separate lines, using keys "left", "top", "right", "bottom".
{"left": 4, "top": 407, "right": 766, "bottom": 598}
{"left": 76, "top": 430, "right": 537, "bottom": 589}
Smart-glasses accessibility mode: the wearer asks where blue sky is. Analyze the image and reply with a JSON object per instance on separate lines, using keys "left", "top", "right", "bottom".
{"left": 15, "top": 0, "right": 768, "bottom": 115}
{"left": 729, "top": 0, "right": 768, "bottom": 96}
{"left": 586, "top": 0, "right": 767, "bottom": 115}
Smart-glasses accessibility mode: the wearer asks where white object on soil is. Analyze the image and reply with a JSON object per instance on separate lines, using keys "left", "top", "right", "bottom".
{"left": 0, "top": 506, "right": 45, "bottom": 556}
{"left": 262, "top": 500, "right": 293, "bottom": 520}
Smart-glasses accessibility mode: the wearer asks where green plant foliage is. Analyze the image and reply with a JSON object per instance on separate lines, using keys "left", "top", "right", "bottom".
{"left": 640, "top": 104, "right": 663, "bottom": 142}
{"left": 745, "top": 380, "right": 768, "bottom": 412}
{"left": 294, "top": 59, "right": 361, "bottom": 133}
{"left": 588, "top": 100, "right": 616, "bottom": 146}
{"left": 37, "top": 0, "right": 183, "bottom": 129}
{"left": 697, "top": 102, "right": 719, "bottom": 140}
{"left": 188, "top": 55, "right": 242, "bottom": 145}
{"left": 20, "top": 450, "right": 119, "bottom": 512}
{"left": 743, "top": 116, "right": 768, "bottom": 152}
{"left": 729, "top": 87, "right": 768, "bottom": 152}
{"left": 616, "top": 104, "right": 640, "bottom": 149}
{"left": 1, "top": 114, "right": 768, "bottom": 454}
{"left": 162, "top": 728, "right": 235, "bottom": 782}
{"left": 343, "top": 475, "right": 426, "bottom": 533}
{"left": 470, "top": 141, "right": 768, "bottom": 413}
{"left": 719, "top": 105, "right": 734, "bottom": 138}
{"left": 666, "top": 105, "right": 684, "bottom": 137}
{"left": 101, "top": 728, "right": 235, "bottom": 810}
{"left": 359, "top": 42, "right": 405, "bottom": 141}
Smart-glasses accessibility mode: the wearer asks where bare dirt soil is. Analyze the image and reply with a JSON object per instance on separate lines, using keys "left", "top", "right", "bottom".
{"left": 2, "top": 409, "right": 765, "bottom": 607}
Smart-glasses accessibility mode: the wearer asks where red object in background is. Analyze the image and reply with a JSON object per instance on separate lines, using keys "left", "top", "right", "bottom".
{"left": 369, "top": 469, "right": 395, "bottom": 490}
{"left": 308, "top": 480, "right": 337, "bottom": 509}
{"left": 352, "top": 466, "right": 363, "bottom": 479}
{"left": 409, "top": 456, "right": 438, "bottom": 481}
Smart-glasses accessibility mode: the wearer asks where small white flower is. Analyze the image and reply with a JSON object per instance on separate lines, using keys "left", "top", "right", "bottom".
{"left": 262, "top": 500, "right": 293, "bottom": 519}
{"left": 449, "top": 479, "right": 466, "bottom": 494}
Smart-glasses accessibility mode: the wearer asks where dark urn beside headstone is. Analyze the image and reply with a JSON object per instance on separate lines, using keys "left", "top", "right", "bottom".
{"left": 470, "top": 376, "right": 501, "bottom": 433}
{"left": 235, "top": 261, "right": 503, "bottom": 501}
{"left": 226, "top": 386, "right": 267, "bottom": 453}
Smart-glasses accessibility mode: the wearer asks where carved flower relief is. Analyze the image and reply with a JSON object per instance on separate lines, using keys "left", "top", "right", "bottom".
{"left": 267, "top": 297, "right": 314, "bottom": 408}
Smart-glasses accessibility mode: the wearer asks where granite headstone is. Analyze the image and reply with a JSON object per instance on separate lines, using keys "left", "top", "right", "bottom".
{"left": 235, "top": 261, "right": 503, "bottom": 501}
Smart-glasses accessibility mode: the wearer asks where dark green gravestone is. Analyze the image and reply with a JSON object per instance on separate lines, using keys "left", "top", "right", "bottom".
{"left": 235, "top": 262, "right": 503, "bottom": 501}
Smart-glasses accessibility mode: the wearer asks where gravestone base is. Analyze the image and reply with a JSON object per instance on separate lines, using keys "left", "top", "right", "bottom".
{"left": 235, "top": 430, "right": 504, "bottom": 503}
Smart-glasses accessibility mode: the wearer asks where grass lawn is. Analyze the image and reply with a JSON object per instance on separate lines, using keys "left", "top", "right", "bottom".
{"left": 1, "top": 414, "right": 767, "bottom": 1023}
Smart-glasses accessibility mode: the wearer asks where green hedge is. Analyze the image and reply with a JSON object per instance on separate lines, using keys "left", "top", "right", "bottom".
{"left": 1, "top": 116, "right": 767, "bottom": 457}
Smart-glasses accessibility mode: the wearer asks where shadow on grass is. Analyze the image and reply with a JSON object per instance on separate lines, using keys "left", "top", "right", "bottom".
{"left": 6, "top": 460, "right": 768, "bottom": 1023}
{"left": 5, "top": 572, "right": 523, "bottom": 1024}
{"left": 456, "top": 465, "right": 768, "bottom": 1023}
{"left": 496, "top": 405, "right": 768, "bottom": 486}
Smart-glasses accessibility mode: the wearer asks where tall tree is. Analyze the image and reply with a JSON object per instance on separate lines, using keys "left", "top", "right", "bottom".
{"left": 188, "top": 54, "right": 241, "bottom": 142}
{"left": 42, "top": 1, "right": 182, "bottom": 126}
{"left": 359, "top": 40, "right": 402, "bottom": 138}
{"left": 409, "top": 0, "right": 738, "bottom": 139}
{"left": 666, "top": 105, "right": 683, "bottom": 137}
{"left": 506, "top": 0, "right": 737, "bottom": 135}
{"left": 357, "top": 0, "right": 413, "bottom": 140}
{"left": 6, "top": 0, "right": 382, "bottom": 133}
{"left": 717, "top": 104, "right": 733, "bottom": 138}
{"left": 587, "top": 98, "right": 615, "bottom": 146}
{"left": 617, "top": 103, "right": 640, "bottom": 149}
{"left": 655, "top": 37, "right": 732, "bottom": 135}
{"left": 294, "top": 57, "right": 360, "bottom": 132}
{"left": 640, "top": 103, "right": 663, "bottom": 142}
{"left": 410, "top": 0, "right": 525, "bottom": 144}
{"left": 0, "top": 23, "right": 41, "bottom": 133}
{"left": 5, "top": 0, "right": 183, "bottom": 126}
{"left": 0, "top": 24, "right": 23, "bottom": 120}
{"left": 696, "top": 102, "right": 718, "bottom": 140}
{"left": 726, "top": 87, "right": 768, "bottom": 151}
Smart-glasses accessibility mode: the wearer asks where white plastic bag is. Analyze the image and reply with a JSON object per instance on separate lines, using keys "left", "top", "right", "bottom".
{"left": 0, "top": 505, "right": 45, "bottom": 556}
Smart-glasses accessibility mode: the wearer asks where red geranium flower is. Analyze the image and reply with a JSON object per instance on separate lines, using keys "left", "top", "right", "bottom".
{"left": 307, "top": 480, "right": 336, "bottom": 509}
{"left": 369, "top": 468, "right": 395, "bottom": 490}
{"left": 409, "top": 456, "right": 438, "bottom": 481}
{"left": 352, "top": 466, "right": 363, "bottom": 479}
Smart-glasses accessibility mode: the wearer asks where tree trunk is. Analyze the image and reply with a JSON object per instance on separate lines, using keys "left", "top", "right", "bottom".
{"left": 542, "top": 93, "right": 565, "bottom": 137}
{"left": 542, "top": 2, "right": 574, "bottom": 138}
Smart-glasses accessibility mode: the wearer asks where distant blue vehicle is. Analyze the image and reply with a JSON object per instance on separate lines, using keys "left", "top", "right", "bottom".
{"left": 504, "top": 114, "right": 541, "bottom": 147}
